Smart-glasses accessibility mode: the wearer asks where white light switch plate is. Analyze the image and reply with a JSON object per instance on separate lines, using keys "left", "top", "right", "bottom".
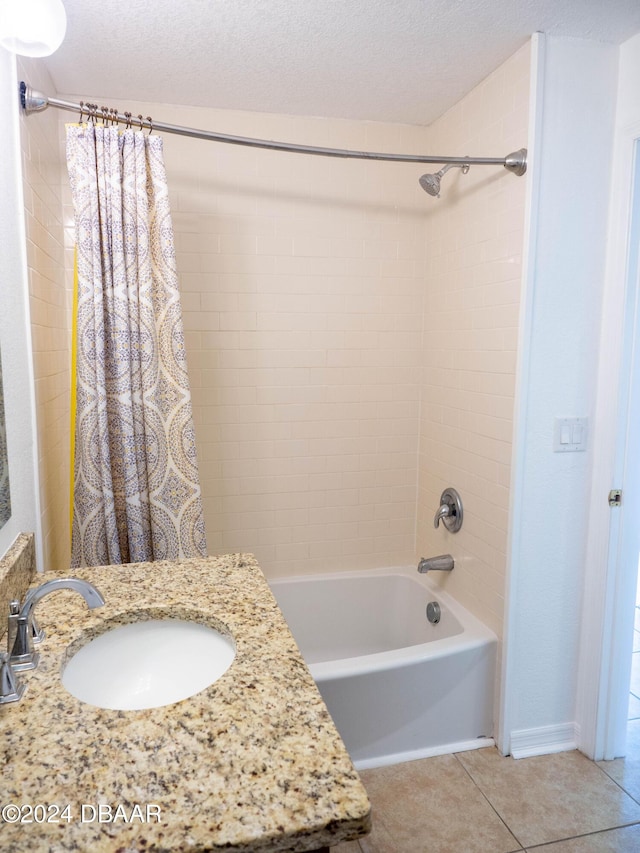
{"left": 553, "top": 417, "right": 588, "bottom": 452}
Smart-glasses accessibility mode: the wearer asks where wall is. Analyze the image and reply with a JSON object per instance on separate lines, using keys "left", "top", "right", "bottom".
{"left": 0, "top": 49, "right": 40, "bottom": 564}
{"left": 8, "top": 40, "right": 592, "bottom": 746}
{"left": 54, "top": 99, "right": 429, "bottom": 576}
{"left": 175, "top": 111, "right": 430, "bottom": 576}
{"left": 416, "top": 43, "right": 531, "bottom": 639}
{"left": 56, "top": 48, "right": 529, "bottom": 585}
{"left": 17, "top": 57, "right": 71, "bottom": 571}
{"left": 6, "top": 35, "right": 635, "bottom": 760}
{"left": 9, "top": 45, "right": 528, "bottom": 612}
{"left": 501, "top": 35, "right": 619, "bottom": 757}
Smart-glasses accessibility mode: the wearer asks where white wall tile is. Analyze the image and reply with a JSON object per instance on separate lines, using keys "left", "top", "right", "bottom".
{"left": 416, "top": 42, "right": 530, "bottom": 639}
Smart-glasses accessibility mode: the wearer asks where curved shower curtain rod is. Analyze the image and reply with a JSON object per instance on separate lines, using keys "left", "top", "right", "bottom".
{"left": 20, "top": 82, "right": 527, "bottom": 177}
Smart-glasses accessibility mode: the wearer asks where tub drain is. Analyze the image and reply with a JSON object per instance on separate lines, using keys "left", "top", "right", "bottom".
{"left": 426, "top": 601, "right": 441, "bottom": 624}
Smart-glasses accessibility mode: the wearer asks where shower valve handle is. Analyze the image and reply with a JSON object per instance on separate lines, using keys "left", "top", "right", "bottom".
{"left": 433, "top": 488, "right": 463, "bottom": 533}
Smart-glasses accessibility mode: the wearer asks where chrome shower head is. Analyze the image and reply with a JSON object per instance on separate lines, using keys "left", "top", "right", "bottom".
{"left": 419, "top": 162, "right": 470, "bottom": 198}
{"left": 419, "top": 171, "right": 443, "bottom": 197}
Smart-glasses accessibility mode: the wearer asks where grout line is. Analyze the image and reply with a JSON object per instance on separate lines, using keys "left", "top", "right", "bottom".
{"left": 454, "top": 752, "right": 640, "bottom": 850}
{"left": 452, "top": 752, "right": 527, "bottom": 851}
{"left": 597, "top": 763, "right": 640, "bottom": 808}
{"left": 521, "top": 821, "right": 640, "bottom": 850}
{"left": 591, "top": 752, "right": 640, "bottom": 809}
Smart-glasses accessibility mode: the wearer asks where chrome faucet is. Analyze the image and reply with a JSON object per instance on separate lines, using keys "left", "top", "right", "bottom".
{"left": 8, "top": 578, "right": 105, "bottom": 672}
{"left": 418, "top": 555, "right": 455, "bottom": 573}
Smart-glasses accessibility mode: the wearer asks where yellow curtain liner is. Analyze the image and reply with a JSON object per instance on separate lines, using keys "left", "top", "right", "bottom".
{"left": 70, "top": 247, "right": 78, "bottom": 541}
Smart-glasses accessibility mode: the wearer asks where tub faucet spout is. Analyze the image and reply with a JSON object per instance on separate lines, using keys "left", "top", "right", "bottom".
{"left": 418, "top": 555, "right": 455, "bottom": 573}
{"left": 8, "top": 578, "right": 105, "bottom": 671}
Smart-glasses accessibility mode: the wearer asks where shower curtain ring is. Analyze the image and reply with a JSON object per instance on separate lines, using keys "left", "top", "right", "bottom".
{"left": 146, "top": 116, "right": 153, "bottom": 135}
{"left": 79, "top": 101, "right": 84, "bottom": 123}
{"left": 137, "top": 114, "right": 144, "bottom": 130}
{"left": 100, "top": 106, "right": 109, "bottom": 126}
{"left": 124, "top": 111, "right": 132, "bottom": 129}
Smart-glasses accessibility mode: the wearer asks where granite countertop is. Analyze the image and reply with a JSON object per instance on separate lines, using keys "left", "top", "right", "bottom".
{"left": 0, "top": 554, "right": 371, "bottom": 852}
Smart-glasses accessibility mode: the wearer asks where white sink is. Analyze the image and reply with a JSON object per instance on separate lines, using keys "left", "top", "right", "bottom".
{"left": 62, "top": 619, "right": 236, "bottom": 711}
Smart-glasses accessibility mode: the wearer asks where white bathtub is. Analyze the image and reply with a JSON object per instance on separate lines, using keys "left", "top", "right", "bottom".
{"left": 269, "top": 566, "right": 497, "bottom": 769}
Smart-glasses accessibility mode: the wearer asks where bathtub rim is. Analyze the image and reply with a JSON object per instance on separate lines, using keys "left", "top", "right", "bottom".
{"left": 268, "top": 564, "right": 497, "bottom": 681}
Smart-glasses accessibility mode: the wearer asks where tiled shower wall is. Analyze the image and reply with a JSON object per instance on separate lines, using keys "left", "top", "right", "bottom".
{"left": 18, "top": 58, "right": 71, "bottom": 571}
{"left": 20, "top": 43, "right": 529, "bottom": 642}
{"left": 110, "top": 40, "right": 529, "bottom": 594}
{"left": 155, "top": 109, "right": 429, "bottom": 574}
{"left": 416, "top": 42, "right": 530, "bottom": 637}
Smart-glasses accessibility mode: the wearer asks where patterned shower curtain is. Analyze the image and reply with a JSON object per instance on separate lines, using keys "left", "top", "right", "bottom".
{"left": 66, "top": 123, "right": 207, "bottom": 567}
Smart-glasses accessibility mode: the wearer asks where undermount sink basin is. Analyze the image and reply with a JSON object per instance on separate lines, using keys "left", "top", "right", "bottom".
{"left": 62, "top": 619, "right": 236, "bottom": 711}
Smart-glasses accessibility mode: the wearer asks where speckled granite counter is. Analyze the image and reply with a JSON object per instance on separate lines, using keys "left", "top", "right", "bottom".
{"left": 0, "top": 554, "right": 371, "bottom": 852}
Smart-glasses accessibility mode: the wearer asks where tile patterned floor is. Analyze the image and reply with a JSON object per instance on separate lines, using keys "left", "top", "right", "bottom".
{"left": 333, "top": 582, "right": 640, "bottom": 851}
{"left": 334, "top": 746, "right": 640, "bottom": 852}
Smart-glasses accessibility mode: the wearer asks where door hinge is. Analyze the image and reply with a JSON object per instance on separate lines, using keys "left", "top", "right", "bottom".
{"left": 608, "top": 489, "right": 622, "bottom": 507}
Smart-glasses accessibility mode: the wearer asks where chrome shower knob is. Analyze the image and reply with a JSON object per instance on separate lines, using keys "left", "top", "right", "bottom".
{"left": 433, "top": 488, "right": 463, "bottom": 533}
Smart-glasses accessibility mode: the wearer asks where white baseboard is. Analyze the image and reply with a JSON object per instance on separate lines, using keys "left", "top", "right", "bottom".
{"left": 510, "top": 723, "right": 579, "bottom": 759}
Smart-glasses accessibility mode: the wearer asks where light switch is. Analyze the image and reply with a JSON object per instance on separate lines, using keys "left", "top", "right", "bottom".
{"left": 553, "top": 417, "right": 588, "bottom": 452}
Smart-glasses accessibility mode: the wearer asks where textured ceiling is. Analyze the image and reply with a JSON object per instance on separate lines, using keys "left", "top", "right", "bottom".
{"left": 42, "top": 0, "right": 640, "bottom": 126}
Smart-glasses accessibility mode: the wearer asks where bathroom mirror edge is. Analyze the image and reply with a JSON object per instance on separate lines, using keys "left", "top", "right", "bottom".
{"left": 0, "top": 51, "right": 41, "bottom": 565}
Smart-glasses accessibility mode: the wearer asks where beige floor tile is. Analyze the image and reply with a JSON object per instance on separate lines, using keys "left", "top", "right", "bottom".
{"left": 628, "top": 692, "right": 640, "bottom": 720}
{"left": 630, "top": 654, "right": 640, "bottom": 698}
{"left": 625, "top": 717, "right": 640, "bottom": 755}
{"left": 358, "top": 819, "right": 397, "bottom": 853}
{"left": 357, "top": 754, "right": 522, "bottom": 853}
{"left": 598, "top": 719, "right": 640, "bottom": 803}
{"left": 331, "top": 841, "right": 363, "bottom": 852}
{"left": 457, "top": 748, "right": 640, "bottom": 848}
{"left": 525, "top": 823, "right": 640, "bottom": 852}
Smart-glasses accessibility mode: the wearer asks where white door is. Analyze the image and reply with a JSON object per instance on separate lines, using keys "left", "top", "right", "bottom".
{"left": 604, "top": 150, "right": 640, "bottom": 758}
{"left": 577, "top": 131, "right": 640, "bottom": 762}
{"left": 594, "top": 140, "right": 640, "bottom": 759}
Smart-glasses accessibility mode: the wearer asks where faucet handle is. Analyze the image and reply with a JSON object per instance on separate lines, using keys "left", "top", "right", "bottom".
{"left": 7, "top": 600, "right": 20, "bottom": 656}
{"left": 0, "top": 652, "right": 27, "bottom": 704}
{"left": 7, "top": 609, "right": 39, "bottom": 672}
{"left": 433, "top": 488, "right": 463, "bottom": 533}
{"left": 7, "top": 598, "right": 44, "bottom": 657}
{"left": 433, "top": 503, "right": 452, "bottom": 528}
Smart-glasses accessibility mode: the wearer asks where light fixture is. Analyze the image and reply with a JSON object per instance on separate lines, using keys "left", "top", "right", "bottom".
{"left": 0, "top": 0, "right": 66, "bottom": 58}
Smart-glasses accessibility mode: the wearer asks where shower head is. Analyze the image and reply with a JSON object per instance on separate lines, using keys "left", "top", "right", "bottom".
{"left": 419, "top": 162, "right": 470, "bottom": 198}
{"left": 419, "top": 172, "right": 443, "bottom": 197}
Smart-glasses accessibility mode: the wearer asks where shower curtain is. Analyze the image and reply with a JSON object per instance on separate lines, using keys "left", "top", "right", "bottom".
{"left": 66, "top": 123, "right": 207, "bottom": 567}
